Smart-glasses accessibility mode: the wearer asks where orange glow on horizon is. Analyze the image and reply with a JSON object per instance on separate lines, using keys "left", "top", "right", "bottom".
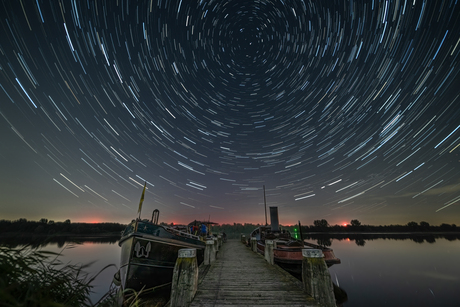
{"left": 74, "top": 219, "right": 103, "bottom": 224}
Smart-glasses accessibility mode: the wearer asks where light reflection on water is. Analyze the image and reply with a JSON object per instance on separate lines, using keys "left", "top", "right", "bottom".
{"left": 9, "top": 237, "right": 460, "bottom": 306}
{"left": 326, "top": 238, "right": 460, "bottom": 307}
{"left": 40, "top": 241, "right": 120, "bottom": 304}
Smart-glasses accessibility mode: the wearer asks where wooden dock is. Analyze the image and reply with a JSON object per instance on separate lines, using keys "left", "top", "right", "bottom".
{"left": 189, "top": 239, "right": 320, "bottom": 307}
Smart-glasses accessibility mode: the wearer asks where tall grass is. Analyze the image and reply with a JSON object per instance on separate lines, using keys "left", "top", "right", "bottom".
{"left": 119, "top": 284, "right": 172, "bottom": 307}
{"left": 0, "top": 245, "right": 115, "bottom": 307}
{"left": 0, "top": 245, "right": 172, "bottom": 306}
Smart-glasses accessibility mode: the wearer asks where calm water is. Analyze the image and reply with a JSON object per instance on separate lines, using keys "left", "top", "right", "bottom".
{"left": 8, "top": 236, "right": 460, "bottom": 306}
{"left": 325, "top": 237, "right": 460, "bottom": 307}
{"left": 39, "top": 241, "right": 121, "bottom": 304}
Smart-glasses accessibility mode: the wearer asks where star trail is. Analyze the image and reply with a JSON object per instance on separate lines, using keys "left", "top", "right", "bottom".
{"left": 1, "top": 0, "right": 460, "bottom": 225}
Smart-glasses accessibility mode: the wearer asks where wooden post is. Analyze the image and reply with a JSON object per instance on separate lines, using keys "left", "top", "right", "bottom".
{"left": 170, "top": 248, "right": 198, "bottom": 307}
{"left": 251, "top": 236, "right": 257, "bottom": 253}
{"left": 204, "top": 240, "right": 216, "bottom": 265}
{"left": 301, "top": 249, "right": 335, "bottom": 307}
{"left": 264, "top": 240, "right": 274, "bottom": 265}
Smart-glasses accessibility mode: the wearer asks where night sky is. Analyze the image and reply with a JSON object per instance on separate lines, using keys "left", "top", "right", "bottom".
{"left": 1, "top": 0, "right": 460, "bottom": 226}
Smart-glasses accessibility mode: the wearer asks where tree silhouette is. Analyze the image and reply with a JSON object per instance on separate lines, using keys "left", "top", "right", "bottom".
{"left": 419, "top": 221, "right": 430, "bottom": 230}
{"left": 313, "top": 219, "right": 329, "bottom": 228}
{"left": 350, "top": 219, "right": 361, "bottom": 227}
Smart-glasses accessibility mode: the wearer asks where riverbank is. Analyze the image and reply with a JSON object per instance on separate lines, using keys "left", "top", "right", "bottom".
{"left": 0, "top": 232, "right": 121, "bottom": 238}
{"left": 0, "top": 232, "right": 121, "bottom": 248}
{"left": 305, "top": 231, "right": 460, "bottom": 235}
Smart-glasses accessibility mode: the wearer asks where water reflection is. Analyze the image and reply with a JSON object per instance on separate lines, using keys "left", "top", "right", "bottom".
{"left": 0, "top": 235, "right": 119, "bottom": 248}
{"left": 354, "top": 238, "right": 365, "bottom": 246}
{"left": 2, "top": 235, "right": 460, "bottom": 306}
{"left": 326, "top": 237, "right": 460, "bottom": 307}
{"left": 0, "top": 238, "right": 121, "bottom": 304}
{"left": 303, "top": 233, "right": 460, "bottom": 247}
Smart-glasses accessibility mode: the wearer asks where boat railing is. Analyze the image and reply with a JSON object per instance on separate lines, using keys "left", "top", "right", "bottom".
{"left": 163, "top": 225, "right": 202, "bottom": 241}
{"left": 303, "top": 241, "right": 333, "bottom": 251}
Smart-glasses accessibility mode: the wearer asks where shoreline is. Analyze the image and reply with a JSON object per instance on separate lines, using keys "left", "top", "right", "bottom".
{"left": 2, "top": 231, "right": 460, "bottom": 239}
{"left": 304, "top": 231, "right": 460, "bottom": 235}
{"left": 0, "top": 232, "right": 121, "bottom": 238}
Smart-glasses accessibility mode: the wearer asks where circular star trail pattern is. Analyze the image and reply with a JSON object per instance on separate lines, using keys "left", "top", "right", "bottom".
{"left": 1, "top": 0, "right": 460, "bottom": 224}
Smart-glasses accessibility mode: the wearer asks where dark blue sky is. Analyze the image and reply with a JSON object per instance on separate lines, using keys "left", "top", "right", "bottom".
{"left": 1, "top": 0, "right": 460, "bottom": 226}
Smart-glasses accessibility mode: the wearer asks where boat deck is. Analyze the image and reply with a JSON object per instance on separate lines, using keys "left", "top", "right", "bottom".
{"left": 190, "top": 239, "right": 320, "bottom": 307}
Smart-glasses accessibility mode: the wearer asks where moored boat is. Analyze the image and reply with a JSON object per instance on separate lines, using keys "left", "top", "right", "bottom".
{"left": 117, "top": 210, "right": 207, "bottom": 293}
{"left": 250, "top": 206, "right": 340, "bottom": 274}
{"left": 115, "top": 184, "right": 209, "bottom": 294}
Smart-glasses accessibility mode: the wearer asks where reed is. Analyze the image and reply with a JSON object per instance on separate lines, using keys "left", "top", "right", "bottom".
{"left": 0, "top": 245, "right": 114, "bottom": 307}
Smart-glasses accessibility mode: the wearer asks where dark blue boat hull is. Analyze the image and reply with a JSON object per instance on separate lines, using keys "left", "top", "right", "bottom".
{"left": 118, "top": 221, "right": 205, "bottom": 292}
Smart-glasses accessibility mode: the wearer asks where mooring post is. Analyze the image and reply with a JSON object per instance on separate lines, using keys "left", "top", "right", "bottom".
{"left": 301, "top": 249, "right": 335, "bottom": 307}
{"left": 251, "top": 236, "right": 257, "bottom": 252}
{"left": 170, "top": 248, "right": 199, "bottom": 307}
{"left": 204, "top": 240, "right": 216, "bottom": 265}
{"left": 213, "top": 236, "right": 219, "bottom": 252}
{"left": 241, "top": 234, "right": 246, "bottom": 244}
{"left": 264, "top": 240, "right": 274, "bottom": 265}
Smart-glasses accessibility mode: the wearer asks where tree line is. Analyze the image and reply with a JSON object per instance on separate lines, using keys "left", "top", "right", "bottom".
{"left": 305, "top": 219, "right": 459, "bottom": 233}
{"left": 0, "top": 218, "right": 125, "bottom": 236}
{"left": 1, "top": 218, "right": 458, "bottom": 238}
{"left": 211, "top": 219, "right": 460, "bottom": 239}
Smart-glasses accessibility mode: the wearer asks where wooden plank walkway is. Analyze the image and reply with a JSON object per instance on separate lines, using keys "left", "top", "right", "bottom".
{"left": 190, "top": 239, "right": 320, "bottom": 307}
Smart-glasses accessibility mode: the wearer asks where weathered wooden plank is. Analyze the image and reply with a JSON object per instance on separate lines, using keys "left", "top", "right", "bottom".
{"left": 190, "top": 239, "right": 320, "bottom": 306}
{"left": 193, "top": 305, "right": 313, "bottom": 307}
{"left": 194, "top": 290, "right": 316, "bottom": 299}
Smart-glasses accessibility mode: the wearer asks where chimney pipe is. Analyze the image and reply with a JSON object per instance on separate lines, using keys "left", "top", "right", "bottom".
{"left": 269, "top": 206, "right": 279, "bottom": 232}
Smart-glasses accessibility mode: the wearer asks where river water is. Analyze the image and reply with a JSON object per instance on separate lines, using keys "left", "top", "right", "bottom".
{"left": 325, "top": 236, "right": 460, "bottom": 307}
{"left": 40, "top": 241, "right": 121, "bottom": 304}
{"left": 4, "top": 236, "right": 460, "bottom": 306}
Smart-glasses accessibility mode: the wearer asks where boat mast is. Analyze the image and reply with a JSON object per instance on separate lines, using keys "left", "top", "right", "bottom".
{"left": 138, "top": 182, "right": 146, "bottom": 220}
{"left": 298, "top": 220, "right": 304, "bottom": 242}
{"left": 263, "top": 185, "right": 268, "bottom": 226}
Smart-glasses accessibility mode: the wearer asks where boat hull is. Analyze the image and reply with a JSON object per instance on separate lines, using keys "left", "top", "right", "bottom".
{"left": 256, "top": 240, "right": 340, "bottom": 274}
{"left": 119, "top": 223, "right": 205, "bottom": 292}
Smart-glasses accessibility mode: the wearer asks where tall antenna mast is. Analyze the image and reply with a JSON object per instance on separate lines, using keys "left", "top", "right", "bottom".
{"left": 263, "top": 185, "right": 268, "bottom": 226}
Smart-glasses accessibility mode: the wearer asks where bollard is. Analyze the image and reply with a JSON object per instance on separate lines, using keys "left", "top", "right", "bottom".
{"left": 251, "top": 237, "right": 257, "bottom": 253}
{"left": 213, "top": 238, "right": 218, "bottom": 257}
{"left": 217, "top": 235, "right": 222, "bottom": 248}
{"left": 170, "top": 248, "right": 199, "bottom": 307}
{"left": 204, "top": 240, "right": 216, "bottom": 265}
{"left": 301, "top": 249, "right": 335, "bottom": 307}
{"left": 241, "top": 234, "right": 246, "bottom": 244}
{"left": 264, "top": 240, "right": 274, "bottom": 265}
